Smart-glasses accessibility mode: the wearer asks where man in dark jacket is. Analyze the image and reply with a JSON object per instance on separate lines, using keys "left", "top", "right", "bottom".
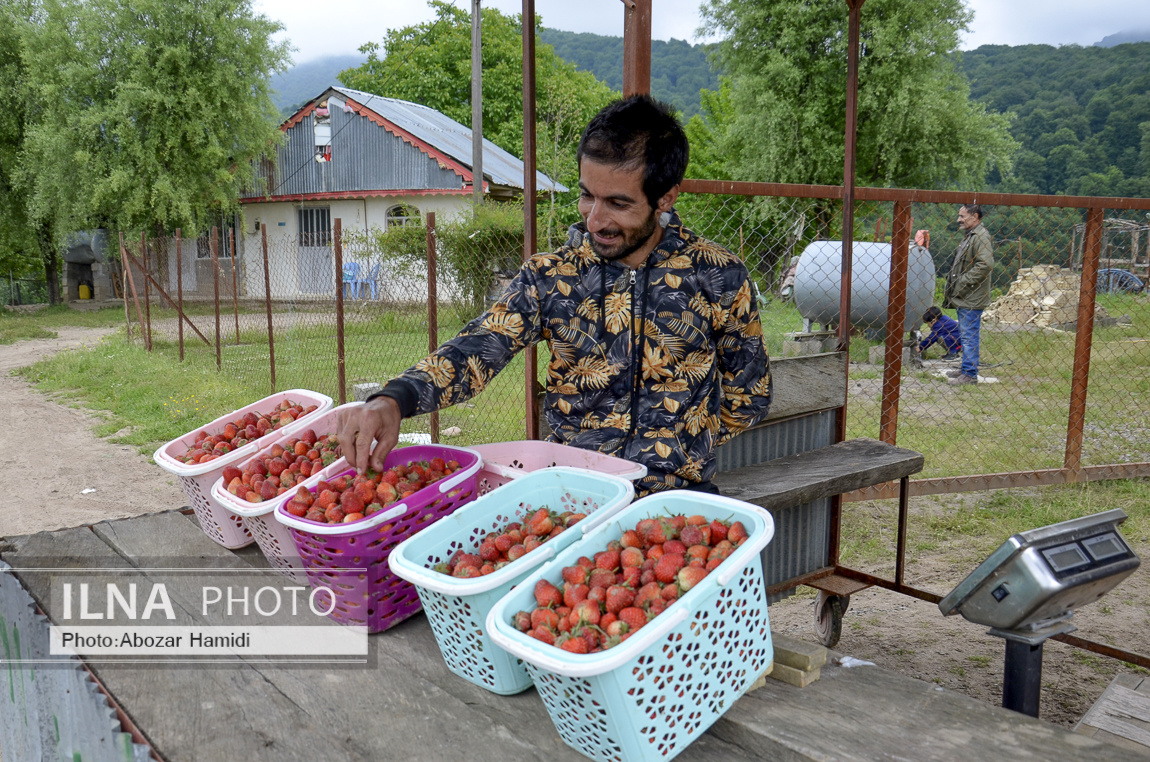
{"left": 943, "top": 204, "right": 993, "bottom": 385}
{"left": 337, "top": 95, "right": 771, "bottom": 495}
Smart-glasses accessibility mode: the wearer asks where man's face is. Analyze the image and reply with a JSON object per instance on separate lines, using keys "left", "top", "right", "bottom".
{"left": 577, "top": 158, "right": 660, "bottom": 262}
{"left": 957, "top": 206, "right": 979, "bottom": 231}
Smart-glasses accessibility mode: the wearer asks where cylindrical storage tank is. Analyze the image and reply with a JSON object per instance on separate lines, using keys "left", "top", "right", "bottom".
{"left": 793, "top": 241, "right": 936, "bottom": 332}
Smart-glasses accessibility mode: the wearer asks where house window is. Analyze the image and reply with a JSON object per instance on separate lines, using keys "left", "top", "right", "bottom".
{"left": 386, "top": 204, "right": 420, "bottom": 229}
{"left": 195, "top": 228, "right": 236, "bottom": 259}
{"left": 298, "top": 207, "right": 332, "bottom": 247}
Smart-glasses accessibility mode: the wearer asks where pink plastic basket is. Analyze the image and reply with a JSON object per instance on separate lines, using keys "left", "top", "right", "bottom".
{"left": 274, "top": 444, "right": 482, "bottom": 633}
{"left": 209, "top": 402, "right": 362, "bottom": 584}
{"left": 470, "top": 440, "right": 647, "bottom": 496}
{"left": 153, "top": 389, "right": 334, "bottom": 549}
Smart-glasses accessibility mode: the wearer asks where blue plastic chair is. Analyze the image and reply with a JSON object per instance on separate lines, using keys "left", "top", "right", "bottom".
{"left": 363, "top": 262, "right": 381, "bottom": 299}
{"left": 342, "top": 261, "right": 362, "bottom": 298}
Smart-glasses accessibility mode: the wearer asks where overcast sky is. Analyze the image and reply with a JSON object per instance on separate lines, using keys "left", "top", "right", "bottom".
{"left": 253, "top": 0, "right": 1150, "bottom": 65}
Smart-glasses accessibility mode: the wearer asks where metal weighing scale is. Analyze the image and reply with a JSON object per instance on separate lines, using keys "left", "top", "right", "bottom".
{"left": 939, "top": 509, "right": 1140, "bottom": 717}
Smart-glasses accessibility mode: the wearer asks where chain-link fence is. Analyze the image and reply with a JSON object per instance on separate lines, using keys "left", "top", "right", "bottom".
{"left": 116, "top": 188, "right": 1150, "bottom": 480}
{"left": 677, "top": 185, "right": 1150, "bottom": 487}
{"left": 117, "top": 210, "right": 532, "bottom": 448}
{"left": 3, "top": 276, "right": 51, "bottom": 306}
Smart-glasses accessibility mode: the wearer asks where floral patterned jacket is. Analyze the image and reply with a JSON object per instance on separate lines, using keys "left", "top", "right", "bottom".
{"left": 380, "top": 211, "right": 772, "bottom": 495}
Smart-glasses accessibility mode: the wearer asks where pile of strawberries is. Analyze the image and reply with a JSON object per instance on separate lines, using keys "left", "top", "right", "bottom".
{"left": 433, "top": 506, "right": 588, "bottom": 578}
{"left": 181, "top": 399, "right": 318, "bottom": 464}
{"left": 510, "top": 513, "right": 749, "bottom": 654}
{"left": 281, "top": 456, "right": 461, "bottom": 524}
{"left": 223, "top": 428, "right": 341, "bottom": 503}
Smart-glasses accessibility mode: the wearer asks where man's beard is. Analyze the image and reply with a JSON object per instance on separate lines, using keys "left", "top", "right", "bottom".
{"left": 589, "top": 210, "right": 659, "bottom": 262}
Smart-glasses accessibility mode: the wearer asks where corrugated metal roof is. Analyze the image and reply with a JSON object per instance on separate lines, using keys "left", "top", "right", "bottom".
{"left": 332, "top": 87, "right": 567, "bottom": 193}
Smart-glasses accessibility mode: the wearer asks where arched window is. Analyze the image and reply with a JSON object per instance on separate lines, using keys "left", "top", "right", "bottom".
{"left": 386, "top": 204, "right": 420, "bottom": 229}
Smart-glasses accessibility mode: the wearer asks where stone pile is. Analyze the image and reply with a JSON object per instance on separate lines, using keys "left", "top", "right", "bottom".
{"left": 983, "top": 264, "right": 1110, "bottom": 328}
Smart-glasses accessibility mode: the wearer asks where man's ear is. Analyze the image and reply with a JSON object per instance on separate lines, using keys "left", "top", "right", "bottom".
{"left": 656, "top": 185, "right": 679, "bottom": 214}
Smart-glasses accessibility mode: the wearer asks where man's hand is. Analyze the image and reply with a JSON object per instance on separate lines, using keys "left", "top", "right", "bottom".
{"left": 336, "top": 396, "right": 401, "bottom": 475}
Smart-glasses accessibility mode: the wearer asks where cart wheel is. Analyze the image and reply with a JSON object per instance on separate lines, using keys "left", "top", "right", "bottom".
{"left": 814, "top": 591, "right": 846, "bottom": 648}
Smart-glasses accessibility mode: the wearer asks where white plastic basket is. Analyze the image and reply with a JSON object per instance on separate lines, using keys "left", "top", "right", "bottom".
{"left": 210, "top": 402, "right": 361, "bottom": 581}
{"left": 389, "top": 467, "right": 635, "bottom": 694}
{"left": 154, "top": 389, "right": 333, "bottom": 549}
{"left": 470, "top": 440, "right": 647, "bottom": 496}
{"left": 486, "top": 491, "right": 775, "bottom": 762}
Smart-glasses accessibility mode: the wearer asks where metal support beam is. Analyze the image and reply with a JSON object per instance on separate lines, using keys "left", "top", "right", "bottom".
{"left": 522, "top": 0, "right": 539, "bottom": 439}
{"left": 622, "top": 0, "right": 652, "bottom": 96}
{"left": 1065, "top": 207, "right": 1103, "bottom": 473}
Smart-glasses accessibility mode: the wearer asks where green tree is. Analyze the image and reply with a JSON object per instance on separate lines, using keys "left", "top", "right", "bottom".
{"left": 339, "top": 0, "right": 616, "bottom": 247}
{"left": 17, "top": 0, "right": 290, "bottom": 244}
{"left": 696, "top": 0, "right": 1017, "bottom": 190}
{"left": 0, "top": 1, "right": 39, "bottom": 282}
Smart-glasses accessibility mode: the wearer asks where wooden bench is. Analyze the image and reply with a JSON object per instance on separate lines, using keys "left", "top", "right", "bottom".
{"left": 713, "top": 351, "right": 925, "bottom": 645}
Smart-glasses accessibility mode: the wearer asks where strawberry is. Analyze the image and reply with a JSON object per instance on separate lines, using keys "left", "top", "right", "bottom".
{"left": 529, "top": 626, "right": 556, "bottom": 646}
{"left": 588, "top": 568, "right": 616, "bottom": 589}
{"left": 506, "top": 544, "right": 527, "bottom": 561}
{"left": 620, "top": 529, "right": 643, "bottom": 548}
{"left": 605, "top": 585, "right": 636, "bottom": 614}
{"left": 513, "top": 611, "right": 532, "bottom": 632}
{"left": 576, "top": 556, "right": 595, "bottom": 569}
{"left": 565, "top": 512, "right": 587, "bottom": 528}
{"left": 562, "top": 565, "right": 589, "bottom": 585}
{"left": 534, "top": 579, "right": 562, "bottom": 609}
{"left": 685, "top": 514, "right": 708, "bottom": 526}
{"left": 620, "top": 566, "right": 641, "bottom": 587}
{"left": 617, "top": 607, "right": 647, "bottom": 633}
{"left": 677, "top": 566, "right": 708, "bottom": 592}
{"left": 563, "top": 583, "right": 589, "bottom": 608}
{"left": 594, "top": 549, "right": 620, "bottom": 571}
{"left": 531, "top": 607, "right": 560, "bottom": 631}
{"left": 523, "top": 535, "right": 543, "bottom": 553}
{"left": 634, "top": 582, "right": 662, "bottom": 609}
{"left": 620, "top": 547, "right": 645, "bottom": 568}
{"left": 661, "top": 584, "right": 679, "bottom": 601}
{"left": 559, "top": 636, "right": 588, "bottom": 654}
{"left": 324, "top": 505, "right": 346, "bottom": 523}
{"left": 655, "top": 553, "right": 684, "bottom": 584}
{"left": 648, "top": 598, "right": 669, "bottom": 616}
{"left": 587, "top": 586, "right": 607, "bottom": 608}
{"left": 663, "top": 539, "right": 687, "bottom": 557}
{"left": 570, "top": 599, "right": 600, "bottom": 627}
{"left": 525, "top": 508, "right": 554, "bottom": 537}
{"left": 686, "top": 544, "right": 710, "bottom": 564}
{"left": 728, "top": 521, "right": 749, "bottom": 545}
{"left": 600, "top": 612, "right": 617, "bottom": 630}
{"left": 680, "top": 524, "right": 705, "bottom": 547}
{"left": 222, "top": 465, "right": 242, "bottom": 484}
{"left": 478, "top": 540, "right": 501, "bottom": 562}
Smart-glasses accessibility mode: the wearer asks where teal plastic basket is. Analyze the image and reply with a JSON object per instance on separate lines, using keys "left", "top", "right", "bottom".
{"left": 388, "top": 467, "right": 635, "bottom": 695}
{"left": 486, "top": 491, "right": 775, "bottom": 762}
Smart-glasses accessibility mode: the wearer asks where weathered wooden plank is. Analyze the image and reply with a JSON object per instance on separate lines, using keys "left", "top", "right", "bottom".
{"left": 2, "top": 517, "right": 762, "bottom": 762}
{"left": 714, "top": 437, "right": 924, "bottom": 511}
{"left": 1076, "top": 675, "right": 1150, "bottom": 754}
{"left": 763, "top": 352, "right": 847, "bottom": 422}
{"left": 715, "top": 656, "right": 1138, "bottom": 762}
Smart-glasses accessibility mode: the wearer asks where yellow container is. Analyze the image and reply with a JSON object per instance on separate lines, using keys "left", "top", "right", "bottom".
{"left": 78, "top": 284, "right": 92, "bottom": 300}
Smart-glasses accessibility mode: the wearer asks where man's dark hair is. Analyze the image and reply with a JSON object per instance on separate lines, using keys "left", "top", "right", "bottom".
{"left": 577, "top": 94, "right": 689, "bottom": 209}
{"left": 962, "top": 203, "right": 983, "bottom": 219}
{"left": 923, "top": 306, "right": 943, "bottom": 323}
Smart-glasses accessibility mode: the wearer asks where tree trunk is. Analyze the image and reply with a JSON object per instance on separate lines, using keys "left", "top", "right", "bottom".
{"left": 37, "top": 223, "right": 61, "bottom": 306}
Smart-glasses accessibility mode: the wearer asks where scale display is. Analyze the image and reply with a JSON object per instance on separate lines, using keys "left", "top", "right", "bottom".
{"left": 939, "top": 509, "right": 1139, "bottom": 631}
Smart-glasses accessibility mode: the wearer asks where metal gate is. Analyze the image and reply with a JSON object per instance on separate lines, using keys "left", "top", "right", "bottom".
{"left": 297, "top": 206, "right": 332, "bottom": 295}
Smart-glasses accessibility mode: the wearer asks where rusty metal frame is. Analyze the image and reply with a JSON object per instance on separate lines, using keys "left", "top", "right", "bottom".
{"left": 522, "top": 0, "right": 540, "bottom": 440}
{"left": 427, "top": 212, "right": 440, "bottom": 443}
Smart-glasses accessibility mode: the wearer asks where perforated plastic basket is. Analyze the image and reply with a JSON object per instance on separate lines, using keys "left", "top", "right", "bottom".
{"left": 486, "top": 491, "right": 775, "bottom": 762}
{"left": 274, "top": 444, "right": 482, "bottom": 633}
{"left": 389, "top": 467, "right": 635, "bottom": 694}
{"left": 210, "top": 402, "right": 362, "bottom": 583}
{"left": 153, "top": 389, "right": 334, "bottom": 549}
{"left": 471, "top": 441, "right": 647, "bottom": 496}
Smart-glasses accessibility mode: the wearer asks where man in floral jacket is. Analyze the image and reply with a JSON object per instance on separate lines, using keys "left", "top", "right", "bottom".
{"left": 339, "top": 95, "right": 771, "bottom": 495}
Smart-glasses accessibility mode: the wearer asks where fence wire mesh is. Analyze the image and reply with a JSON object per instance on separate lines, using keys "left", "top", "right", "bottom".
{"left": 118, "top": 192, "right": 1150, "bottom": 475}
{"left": 678, "top": 191, "right": 1150, "bottom": 481}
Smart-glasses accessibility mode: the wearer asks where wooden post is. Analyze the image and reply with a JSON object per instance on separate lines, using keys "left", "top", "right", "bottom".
{"left": 262, "top": 224, "right": 276, "bottom": 392}
{"left": 334, "top": 218, "right": 346, "bottom": 405}
{"left": 121, "top": 233, "right": 148, "bottom": 351}
{"left": 176, "top": 228, "right": 184, "bottom": 361}
{"left": 522, "top": 0, "right": 539, "bottom": 440}
{"left": 230, "top": 228, "right": 240, "bottom": 344}
{"left": 122, "top": 262, "right": 131, "bottom": 341}
{"left": 878, "top": 202, "right": 911, "bottom": 445}
{"left": 212, "top": 226, "right": 221, "bottom": 371}
{"left": 427, "top": 213, "right": 440, "bottom": 444}
{"left": 1064, "top": 207, "right": 1104, "bottom": 474}
{"left": 141, "top": 232, "right": 151, "bottom": 350}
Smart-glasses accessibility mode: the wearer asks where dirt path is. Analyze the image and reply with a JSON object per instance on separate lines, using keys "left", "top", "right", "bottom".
{"left": 0, "top": 327, "right": 187, "bottom": 537}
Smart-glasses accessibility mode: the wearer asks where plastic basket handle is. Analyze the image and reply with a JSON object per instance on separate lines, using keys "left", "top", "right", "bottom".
{"left": 437, "top": 459, "right": 480, "bottom": 494}
{"left": 573, "top": 485, "right": 636, "bottom": 536}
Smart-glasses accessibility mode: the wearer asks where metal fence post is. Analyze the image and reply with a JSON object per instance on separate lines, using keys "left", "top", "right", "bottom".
{"left": 176, "top": 228, "right": 184, "bottom": 361}
{"left": 879, "top": 200, "right": 912, "bottom": 445}
{"left": 427, "top": 213, "right": 440, "bottom": 443}
{"left": 334, "top": 218, "right": 346, "bottom": 405}
{"left": 521, "top": 0, "right": 539, "bottom": 440}
{"left": 1064, "top": 207, "right": 1103, "bottom": 474}
{"left": 230, "top": 228, "right": 240, "bottom": 344}
{"left": 262, "top": 224, "right": 275, "bottom": 393}
{"left": 212, "top": 226, "right": 221, "bottom": 371}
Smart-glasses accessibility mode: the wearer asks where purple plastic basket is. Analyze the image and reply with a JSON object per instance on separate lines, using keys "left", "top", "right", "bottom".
{"left": 274, "top": 444, "right": 481, "bottom": 634}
